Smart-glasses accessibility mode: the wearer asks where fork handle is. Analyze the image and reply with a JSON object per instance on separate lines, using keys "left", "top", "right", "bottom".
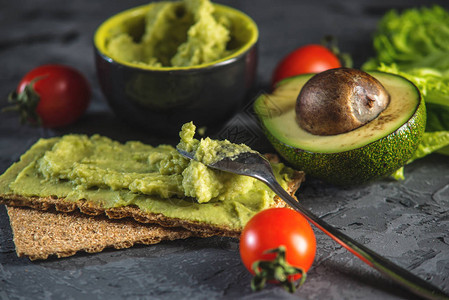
{"left": 266, "top": 179, "right": 449, "bottom": 300}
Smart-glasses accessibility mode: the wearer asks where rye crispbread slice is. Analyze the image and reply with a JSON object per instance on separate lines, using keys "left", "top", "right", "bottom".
{"left": 0, "top": 152, "right": 305, "bottom": 238}
{"left": 6, "top": 205, "right": 204, "bottom": 261}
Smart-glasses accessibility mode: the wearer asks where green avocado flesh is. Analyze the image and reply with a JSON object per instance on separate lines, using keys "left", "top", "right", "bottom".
{"left": 254, "top": 71, "right": 426, "bottom": 185}
{"left": 0, "top": 123, "right": 295, "bottom": 230}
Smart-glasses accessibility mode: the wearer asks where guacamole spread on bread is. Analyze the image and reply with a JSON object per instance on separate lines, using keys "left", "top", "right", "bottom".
{"left": 107, "top": 0, "right": 232, "bottom": 67}
{"left": 0, "top": 123, "right": 296, "bottom": 229}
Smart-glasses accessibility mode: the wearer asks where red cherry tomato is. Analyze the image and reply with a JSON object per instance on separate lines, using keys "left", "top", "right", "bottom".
{"left": 240, "top": 207, "right": 316, "bottom": 282}
{"left": 272, "top": 44, "right": 341, "bottom": 86}
{"left": 14, "top": 64, "right": 91, "bottom": 128}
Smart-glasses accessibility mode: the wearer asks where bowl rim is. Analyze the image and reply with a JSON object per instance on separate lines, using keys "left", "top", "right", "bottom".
{"left": 94, "top": 2, "right": 259, "bottom": 71}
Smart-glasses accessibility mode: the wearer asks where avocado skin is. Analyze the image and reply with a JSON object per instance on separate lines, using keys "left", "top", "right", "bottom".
{"left": 257, "top": 74, "right": 426, "bottom": 186}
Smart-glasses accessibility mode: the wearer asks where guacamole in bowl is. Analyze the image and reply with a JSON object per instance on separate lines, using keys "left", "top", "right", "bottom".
{"left": 94, "top": 0, "right": 259, "bottom": 135}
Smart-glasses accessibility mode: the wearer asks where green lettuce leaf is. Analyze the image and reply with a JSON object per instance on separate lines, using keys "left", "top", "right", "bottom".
{"left": 363, "top": 5, "right": 449, "bottom": 178}
{"left": 363, "top": 5, "right": 449, "bottom": 69}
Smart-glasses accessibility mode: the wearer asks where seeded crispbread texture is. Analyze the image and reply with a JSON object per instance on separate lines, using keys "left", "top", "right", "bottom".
{"left": 0, "top": 154, "right": 305, "bottom": 238}
{"left": 6, "top": 206, "right": 203, "bottom": 261}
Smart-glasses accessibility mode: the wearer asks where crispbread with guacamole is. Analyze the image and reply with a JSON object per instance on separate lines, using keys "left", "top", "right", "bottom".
{"left": 0, "top": 123, "right": 304, "bottom": 238}
{"left": 6, "top": 205, "right": 200, "bottom": 260}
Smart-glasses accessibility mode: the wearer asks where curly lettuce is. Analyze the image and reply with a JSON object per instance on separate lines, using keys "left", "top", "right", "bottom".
{"left": 362, "top": 5, "right": 449, "bottom": 178}
{"left": 363, "top": 5, "right": 449, "bottom": 69}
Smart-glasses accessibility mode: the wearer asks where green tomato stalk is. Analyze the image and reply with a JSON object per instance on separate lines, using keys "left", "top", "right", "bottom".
{"left": 251, "top": 246, "right": 307, "bottom": 293}
{"left": 4, "top": 78, "right": 43, "bottom": 126}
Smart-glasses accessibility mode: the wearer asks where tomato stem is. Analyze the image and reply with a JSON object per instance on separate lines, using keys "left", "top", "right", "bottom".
{"left": 4, "top": 78, "right": 43, "bottom": 126}
{"left": 322, "top": 35, "right": 353, "bottom": 69}
{"left": 251, "top": 246, "right": 307, "bottom": 293}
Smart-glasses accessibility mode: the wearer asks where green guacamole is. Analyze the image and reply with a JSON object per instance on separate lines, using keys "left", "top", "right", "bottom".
{"left": 178, "top": 121, "right": 255, "bottom": 165}
{"left": 0, "top": 123, "right": 295, "bottom": 229}
{"left": 107, "top": 0, "right": 232, "bottom": 67}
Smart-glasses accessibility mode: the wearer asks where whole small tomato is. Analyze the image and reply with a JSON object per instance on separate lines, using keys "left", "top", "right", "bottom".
{"left": 8, "top": 64, "right": 91, "bottom": 128}
{"left": 240, "top": 207, "right": 316, "bottom": 292}
{"left": 272, "top": 44, "right": 341, "bottom": 86}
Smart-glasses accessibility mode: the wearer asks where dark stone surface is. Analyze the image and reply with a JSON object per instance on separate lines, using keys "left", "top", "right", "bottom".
{"left": 1, "top": 0, "right": 449, "bottom": 299}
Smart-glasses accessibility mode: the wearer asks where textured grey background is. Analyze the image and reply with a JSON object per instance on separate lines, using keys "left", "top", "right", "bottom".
{"left": 1, "top": 0, "right": 449, "bottom": 299}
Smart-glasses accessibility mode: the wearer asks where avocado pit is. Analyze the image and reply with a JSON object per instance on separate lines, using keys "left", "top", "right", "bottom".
{"left": 296, "top": 68, "right": 390, "bottom": 136}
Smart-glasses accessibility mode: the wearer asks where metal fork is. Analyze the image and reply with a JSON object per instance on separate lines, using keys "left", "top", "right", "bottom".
{"left": 177, "top": 148, "right": 449, "bottom": 300}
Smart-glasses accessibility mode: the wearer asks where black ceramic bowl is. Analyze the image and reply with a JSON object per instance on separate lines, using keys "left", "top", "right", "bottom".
{"left": 94, "top": 2, "right": 258, "bottom": 136}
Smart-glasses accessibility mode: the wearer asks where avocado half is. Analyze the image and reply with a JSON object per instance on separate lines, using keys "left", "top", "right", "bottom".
{"left": 254, "top": 71, "right": 426, "bottom": 185}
